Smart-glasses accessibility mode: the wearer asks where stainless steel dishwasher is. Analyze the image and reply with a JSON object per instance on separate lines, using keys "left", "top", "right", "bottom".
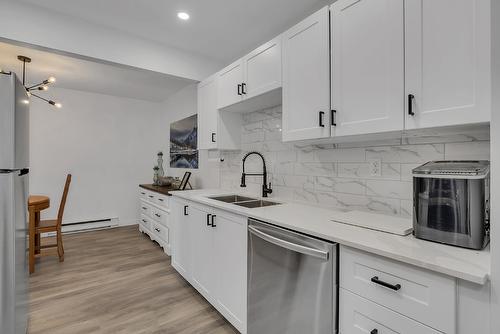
{"left": 247, "top": 219, "right": 338, "bottom": 334}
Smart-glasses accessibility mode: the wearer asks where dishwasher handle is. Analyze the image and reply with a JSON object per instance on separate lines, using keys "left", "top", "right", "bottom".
{"left": 248, "top": 225, "right": 329, "bottom": 261}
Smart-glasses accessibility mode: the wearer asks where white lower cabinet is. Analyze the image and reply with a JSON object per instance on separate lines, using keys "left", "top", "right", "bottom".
{"left": 340, "top": 289, "right": 441, "bottom": 334}
{"left": 137, "top": 187, "right": 171, "bottom": 255}
{"left": 171, "top": 198, "right": 247, "bottom": 333}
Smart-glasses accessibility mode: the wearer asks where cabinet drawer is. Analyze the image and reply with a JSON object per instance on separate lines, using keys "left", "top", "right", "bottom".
{"left": 139, "top": 215, "right": 151, "bottom": 231}
{"left": 340, "top": 246, "right": 455, "bottom": 333}
{"left": 151, "top": 221, "right": 169, "bottom": 243}
{"left": 139, "top": 188, "right": 148, "bottom": 200}
{"left": 145, "top": 192, "right": 156, "bottom": 203}
{"left": 340, "top": 289, "right": 441, "bottom": 334}
{"left": 140, "top": 201, "right": 153, "bottom": 217}
{"left": 156, "top": 194, "right": 169, "bottom": 209}
{"left": 151, "top": 207, "right": 168, "bottom": 226}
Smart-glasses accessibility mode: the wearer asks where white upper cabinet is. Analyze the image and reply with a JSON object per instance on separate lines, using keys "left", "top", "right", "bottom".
{"left": 282, "top": 6, "right": 331, "bottom": 142}
{"left": 217, "top": 60, "right": 244, "bottom": 110}
{"left": 243, "top": 36, "right": 282, "bottom": 100}
{"left": 331, "top": 0, "right": 404, "bottom": 137}
{"left": 217, "top": 36, "right": 282, "bottom": 112}
{"left": 198, "top": 75, "right": 218, "bottom": 150}
{"left": 198, "top": 75, "right": 242, "bottom": 150}
{"left": 405, "top": 0, "right": 491, "bottom": 129}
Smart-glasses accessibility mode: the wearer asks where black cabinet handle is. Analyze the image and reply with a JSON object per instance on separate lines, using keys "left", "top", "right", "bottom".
{"left": 183, "top": 205, "right": 188, "bottom": 216}
{"left": 206, "top": 214, "right": 211, "bottom": 226}
{"left": 408, "top": 94, "right": 415, "bottom": 116}
{"left": 241, "top": 83, "right": 247, "bottom": 95}
{"left": 211, "top": 215, "right": 217, "bottom": 227}
{"left": 331, "top": 110, "right": 337, "bottom": 127}
{"left": 142, "top": 219, "right": 147, "bottom": 223}
{"left": 149, "top": 195, "right": 154, "bottom": 198}
{"left": 371, "top": 330, "right": 378, "bottom": 334}
{"left": 319, "top": 111, "right": 325, "bottom": 127}
{"left": 371, "top": 276, "right": 401, "bottom": 291}
{"left": 237, "top": 84, "right": 242, "bottom": 96}
{"left": 141, "top": 192, "right": 146, "bottom": 195}
{"left": 211, "top": 132, "right": 216, "bottom": 143}
{"left": 142, "top": 207, "right": 147, "bottom": 210}
{"left": 158, "top": 198, "right": 164, "bottom": 202}
{"left": 155, "top": 228, "right": 160, "bottom": 233}
{"left": 155, "top": 213, "right": 161, "bottom": 218}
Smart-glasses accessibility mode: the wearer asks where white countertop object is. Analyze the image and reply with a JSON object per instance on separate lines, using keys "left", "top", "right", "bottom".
{"left": 170, "top": 189, "right": 490, "bottom": 285}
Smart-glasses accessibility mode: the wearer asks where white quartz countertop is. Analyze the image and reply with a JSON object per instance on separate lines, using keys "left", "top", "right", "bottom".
{"left": 170, "top": 189, "right": 491, "bottom": 285}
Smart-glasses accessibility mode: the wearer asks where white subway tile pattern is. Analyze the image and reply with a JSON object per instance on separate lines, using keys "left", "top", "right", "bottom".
{"left": 219, "top": 105, "right": 490, "bottom": 218}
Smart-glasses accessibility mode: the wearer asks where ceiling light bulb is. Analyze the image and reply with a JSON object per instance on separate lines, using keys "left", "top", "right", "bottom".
{"left": 55, "top": 102, "right": 62, "bottom": 109}
{"left": 48, "top": 76, "right": 56, "bottom": 83}
{"left": 177, "top": 12, "right": 190, "bottom": 20}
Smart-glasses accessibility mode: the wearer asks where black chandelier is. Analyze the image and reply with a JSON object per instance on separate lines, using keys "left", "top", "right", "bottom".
{"left": 18, "top": 55, "right": 61, "bottom": 108}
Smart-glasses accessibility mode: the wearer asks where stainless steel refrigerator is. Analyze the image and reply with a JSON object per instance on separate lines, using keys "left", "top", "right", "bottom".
{"left": 0, "top": 72, "right": 30, "bottom": 334}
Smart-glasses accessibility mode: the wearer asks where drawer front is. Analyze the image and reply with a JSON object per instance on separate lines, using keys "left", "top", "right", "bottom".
{"left": 151, "top": 221, "right": 169, "bottom": 243}
{"left": 156, "top": 194, "right": 169, "bottom": 209}
{"left": 140, "top": 214, "right": 151, "bottom": 231}
{"left": 145, "top": 191, "right": 156, "bottom": 203}
{"left": 140, "top": 201, "right": 153, "bottom": 217}
{"left": 340, "top": 246, "right": 455, "bottom": 333}
{"left": 340, "top": 289, "right": 441, "bottom": 334}
{"left": 151, "top": 207, "right": 169, "bottom": 226}
{"left": 139, "top": 188, "right": 148, "bottom": 200}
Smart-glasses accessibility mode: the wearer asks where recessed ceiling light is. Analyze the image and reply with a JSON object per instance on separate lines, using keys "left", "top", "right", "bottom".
{"left": 177, "top": 12, "right": 190, "bottom": 20}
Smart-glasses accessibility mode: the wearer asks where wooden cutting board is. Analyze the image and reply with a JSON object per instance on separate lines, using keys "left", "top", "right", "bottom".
{"left": 332, "top": 210, "right": 413, "bottom": 236}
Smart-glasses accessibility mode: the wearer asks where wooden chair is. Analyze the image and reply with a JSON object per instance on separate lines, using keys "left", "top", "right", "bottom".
{"left": 35, "top": 174, "right": 71, "bottom": 262}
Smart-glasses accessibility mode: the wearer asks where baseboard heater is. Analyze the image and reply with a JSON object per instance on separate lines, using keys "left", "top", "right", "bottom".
{"left": 42, "top": 218, "right": 119, "bottom": 237}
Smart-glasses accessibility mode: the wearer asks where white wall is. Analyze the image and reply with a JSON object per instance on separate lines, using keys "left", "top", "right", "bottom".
{"left": 159, "top": 84, "right": 220, "bottom": 189}
{"left": 29, "top": 87, "right": 164, "bottom": 226}
{"left": 490, "top": 0, "right": 500, "bottom": 332}
{"left": 0, "top": 2, "right": 221, "bottom": 81}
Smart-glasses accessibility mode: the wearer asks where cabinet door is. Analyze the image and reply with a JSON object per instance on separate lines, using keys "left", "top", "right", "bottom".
{"left": 243, "top": 35, "right": 282, "bottom": 100}
{"left": 190, "top": 206, "right": 215, "bottom": 299}
{"left": 217, "top": 60, "right": 244, "bottom": 109}
{"left": 331, "top": 0, "right": 404, "bottom": 137}
{"left": 282, "top": 6, "right": 331, "bottom": 142}
{"left": 198, "top": 76, "right": 218, "bottom": 150}
{"left": 405, "top": 0, "right": 491, "bottom": 129}
{"left": 171, "top": 200, "right": 192, "bottom": 280}
{"left": 214, "top": 214, "right": 247, "bottom": 332}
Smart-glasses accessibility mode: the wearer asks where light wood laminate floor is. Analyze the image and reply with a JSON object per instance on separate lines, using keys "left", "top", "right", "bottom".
{"left": 29, "top": 225, "right": 238, "bottom": 334}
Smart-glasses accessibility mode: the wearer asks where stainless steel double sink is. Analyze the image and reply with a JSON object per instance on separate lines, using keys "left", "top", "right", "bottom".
{"left": 208, "top": 195, "right": 281, "bottom": 208}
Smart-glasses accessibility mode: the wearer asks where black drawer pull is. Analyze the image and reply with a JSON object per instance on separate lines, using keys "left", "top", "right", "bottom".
{"left": 155, "top": 213, "right": 161, "bottom": 218}
{"left": 371, "top": 276, "right": 401, "bottom": 291}
{"left": 142, "top": 207, "right": 147, "bottom": 210}
{"left": 331, "top": 110, "right": 337, "bottom": 127}
{"left": 371, "top": 330, "right": 378, "bottom": 334}
{"left": 158, "top": 198, "right": 164, "bottom": 202}
{"left": 142, "top": 219, "right": 147, "bottom": 223}
{"left": 211, "top": 215, "right": 217, "bottom": 227}
{"left": 206, "top": 214, "right": 212, "bottom": 226}
{"left": 141, "top": 192, "right": 146, "bottom": 195}
{"left": 155, "top": 228, "right": 160, "bottom": 233}
{"left": 237, "top": 84, "right": 242, "bottom": 96}
{"left": 149, "top": 195, "right": 154, "bottom": 198}
{"left": 408, "top": 94, "right": 415, "bottom": 116}
{"left": 183, "top": 205, "right": 188, "bottom": 216}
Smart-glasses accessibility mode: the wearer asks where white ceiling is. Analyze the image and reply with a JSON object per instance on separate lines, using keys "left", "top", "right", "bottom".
{"left": 0, "top": 42, "right": 194, "bottom": 102}
{"left": 19, "top": 0, "right": 329, "bottom": 63}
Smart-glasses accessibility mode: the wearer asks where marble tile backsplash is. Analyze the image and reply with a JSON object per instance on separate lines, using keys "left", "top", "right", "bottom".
{"left": 219, "top": 105, "right": 490, "bottom": 217}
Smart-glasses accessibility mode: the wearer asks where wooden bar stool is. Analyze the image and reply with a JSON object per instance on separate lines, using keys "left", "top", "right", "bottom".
{"left": 31, "top": 174, "right": 72, "bottom": 273}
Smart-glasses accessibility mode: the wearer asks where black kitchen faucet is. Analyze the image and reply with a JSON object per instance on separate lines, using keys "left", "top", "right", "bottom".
{"left": 240, "top": 151, "right": 273, "bottom": 198}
